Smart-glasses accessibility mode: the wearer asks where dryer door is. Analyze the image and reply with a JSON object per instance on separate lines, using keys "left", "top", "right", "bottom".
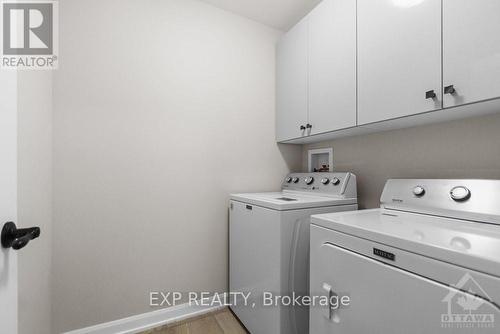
{"left": 310, "top": 241, "right": 500, "bottom": 334}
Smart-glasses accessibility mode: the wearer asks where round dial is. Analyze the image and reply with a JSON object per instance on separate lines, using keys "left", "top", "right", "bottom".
{"left": 285, "top": 177, "right": 292, "bottom": 183}
{"left": 321, "top": 178, "right": 330, "bottom": 185}
{"left": 450, "top": 186, "right": 471, "bottom": 202}
{"left": 413, "top": 186, "right": 426, "bottom": 197}
{"left": 331, "top": 177, "right": 340, "bottom": 186}
{"left": 304, "top": 177, "right": 314, "bottom": 185}
{"left": 292, "top": 177, "right": 299, "bottom": 184}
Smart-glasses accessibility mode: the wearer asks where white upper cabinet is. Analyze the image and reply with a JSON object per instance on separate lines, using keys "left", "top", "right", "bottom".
{"left": 276, "top": 18, "right": 309, "bottom": 142}
{"left": 357, "top": 0, "right": 442, "bottom": 125}
{"left": 308, "top": 0, "right": 357, "bottom": 135}
{"left": 276, "top": 0, "right": 500, "bottom": 143}
{"left": 443, "top": 0, "right": 500, "bottom": 108}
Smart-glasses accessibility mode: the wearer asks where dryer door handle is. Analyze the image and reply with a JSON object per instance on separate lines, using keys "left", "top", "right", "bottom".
{"left": 322, "top": 283, "right": 332, "bottom": 319}
{"left": 322, "top": 283, "right": 341, "bottom": 323}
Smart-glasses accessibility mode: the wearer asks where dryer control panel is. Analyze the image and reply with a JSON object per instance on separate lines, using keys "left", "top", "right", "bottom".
{"left": 381, "top": 179, "right": 500, "bottom": 225}
{"left": 281, "top": 172, "right": 357, "bottom": 198}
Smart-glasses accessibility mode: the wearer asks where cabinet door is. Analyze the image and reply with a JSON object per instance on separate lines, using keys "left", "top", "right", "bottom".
{"left": 358, "top": 0, "right": 442, "bottom": 125}
{"left": 443, "top": 0, "right": 500, "bottom": 108}
{"left": 276, "top": 18, "right": 308, "bottom": 142}
{"left": 308, "top": 0, "right": 356, "bottom": 134}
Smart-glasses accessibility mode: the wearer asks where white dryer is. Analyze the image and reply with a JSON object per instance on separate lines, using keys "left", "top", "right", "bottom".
{"left": 230, "top": 173, "right": 358, "bottom": 334}
{"left": 310, "top": 179, "right": 500, "bottom": 334}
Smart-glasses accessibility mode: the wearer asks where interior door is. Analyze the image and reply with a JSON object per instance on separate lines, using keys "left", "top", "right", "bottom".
{"left": 308, "top": 0, "right": 356, "bottom": 134}
{"left": 0, "top": 72, "right": 18, "bottom": 333}
{"left": 276, "top": 18, "right": 308, "bottom": 142}
{"left": 443, "top": 0, "right": 500, "bottom": 108}
{"left": 357, "top": 0, "right": 442, "bottom": 125}
{"left": 310, "top": 241, "right": 500, "bottom": 334}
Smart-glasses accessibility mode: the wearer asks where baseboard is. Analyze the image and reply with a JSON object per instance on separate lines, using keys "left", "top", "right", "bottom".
{"left": 63, "top": 299, "right": 226, "bottom": 334}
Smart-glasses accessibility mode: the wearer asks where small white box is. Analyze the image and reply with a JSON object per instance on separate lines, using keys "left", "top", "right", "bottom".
{"left": 308, "top": 148, "right": 333, "bottom": 173}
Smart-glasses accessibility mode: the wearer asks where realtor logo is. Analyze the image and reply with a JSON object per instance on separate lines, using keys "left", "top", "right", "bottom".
{"left": 1, "top": 0, "right": 58, "bottom": 69}
{"left": 441, "top": 273, "right": 495, "bottom": 329}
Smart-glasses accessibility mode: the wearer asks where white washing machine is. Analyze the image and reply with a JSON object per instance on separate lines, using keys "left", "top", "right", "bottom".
{"left": 310, "top": 179, "right": 500, "bottom": 334}
{"left": 229, "top": 173, "right": 358, "bottom": 334}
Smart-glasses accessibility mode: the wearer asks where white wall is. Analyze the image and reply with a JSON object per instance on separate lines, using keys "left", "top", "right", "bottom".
{"left": 18, "top": 72, "right": 53, "bottom": 334}
{"left": 52, "top": 0, "right": 301, "bottom": 332}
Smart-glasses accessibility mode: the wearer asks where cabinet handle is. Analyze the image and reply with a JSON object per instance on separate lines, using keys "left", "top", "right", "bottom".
{"left": 306, "top": 124, "right": 312, "bottom": 129}
{"left": 425, "top": 90, "right": 436, "bottom": 99}
{"left": 444, "top": 85, "right": 456, "bottom": 95}
{"left": 300, "top": 125, "right": 306, "bottom": 131}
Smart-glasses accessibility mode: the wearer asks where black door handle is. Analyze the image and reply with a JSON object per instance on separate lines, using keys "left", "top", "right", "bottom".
{"left": 444, "top": 85, "right": 456, "bottom": 95}
{"left": 300, "top": 125, "right": 306, "bottom": 131}
{"left": 306, "top": 124, "right": 312, "bottom": 129}
{"left": 1, "top": 222, "right": 40, "bottom": 250}
{"left": 426, "top": 90, "right": 436, "bottom": 99}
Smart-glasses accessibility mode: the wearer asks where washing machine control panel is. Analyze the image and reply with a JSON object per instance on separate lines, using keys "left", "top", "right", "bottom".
{"left": 282, "top": 173, "right": 357, "bottom": 197}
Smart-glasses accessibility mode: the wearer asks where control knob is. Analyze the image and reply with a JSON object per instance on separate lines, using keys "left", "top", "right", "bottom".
{"left": 450, "top": 186, "right": 471, "bottom": 202}
{"left": 285, "top": 177, "right": 292, "bottom": 183}
{"left": 304, "top": 177, "right": 314, "bottom": 185}
{"left": 292, "top": 177, "right": 299, "bottom": 183}
{"left": 321, "top": 178, "right": 330, "bottom": 185}
{"left": 331, "top": 177, "right": 341, "bottom": 186}
{"left": 413, "top": 186, "right": 426, "bottom": 197}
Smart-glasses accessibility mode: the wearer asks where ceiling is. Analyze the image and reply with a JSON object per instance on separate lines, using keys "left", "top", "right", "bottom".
{"left": 197, "top": 0, "right": 322, "bottom": 31}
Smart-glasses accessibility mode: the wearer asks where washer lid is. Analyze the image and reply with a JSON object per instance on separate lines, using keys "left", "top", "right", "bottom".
{"left": 311, "top": 209, "right": 500, "bottom": 277}
{"left": 230, "top": 192, "right": 357, "bottom": 211}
